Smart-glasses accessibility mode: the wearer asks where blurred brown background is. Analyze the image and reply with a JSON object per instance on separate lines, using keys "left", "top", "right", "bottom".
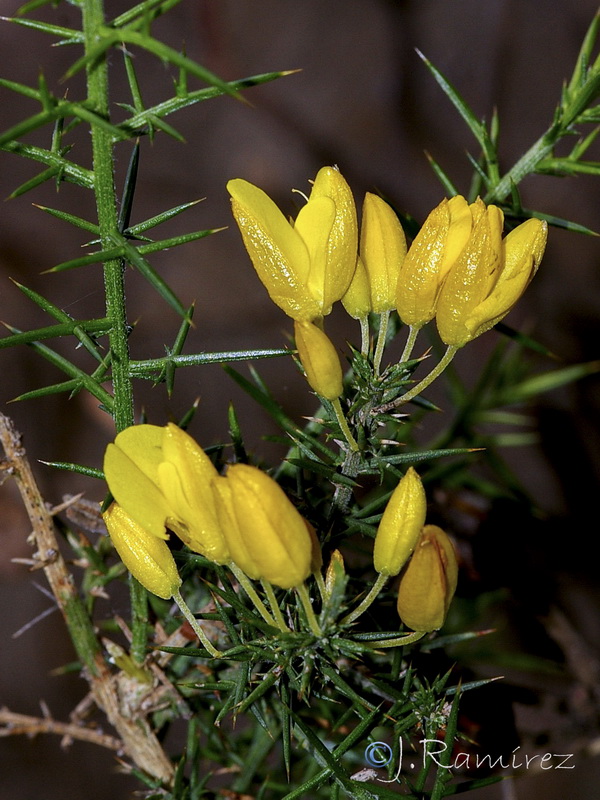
{"left": 2, "top": 0, "right": 600, "bottom": 797}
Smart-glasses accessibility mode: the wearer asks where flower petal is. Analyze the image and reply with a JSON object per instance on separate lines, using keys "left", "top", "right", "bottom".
{"left": 228, "top": 178, "right": 318, "bottom": 320}
{"left": 104, "top": 428, "right": 171, "bottom": 539}
{"left": 103, "top": 503, "right": 181, "bottom": 599}
{"left": 308, "top": 166, "right": 358, "bottom": 314}
{"left": 360, "top": 193, "right": 407, "bottom": 313}
{"left": 158, "top": 424, "right": 229, "bottom": 563}
{"left": 226, "top": 464, "right": 312, "bottom": 589}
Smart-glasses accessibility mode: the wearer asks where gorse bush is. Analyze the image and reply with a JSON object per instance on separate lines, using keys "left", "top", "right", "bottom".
{"left": 2, "top": 2, "right": 600, "bottom": 798}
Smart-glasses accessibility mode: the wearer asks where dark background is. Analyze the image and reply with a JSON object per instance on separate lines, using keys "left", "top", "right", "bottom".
{"left": 2, "top": 1, "right": 600, "bottom": 797}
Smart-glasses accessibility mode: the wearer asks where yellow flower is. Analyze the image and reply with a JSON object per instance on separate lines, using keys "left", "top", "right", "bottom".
{"left": 103, "top": 503, "right": 182, "bottom": 600}
{"left": 227, "top": 166, "right": 358, "bottom": 321}
{"left": 294, "top": 319, "right": 343, "bottom": 401}
{"left": 396, "top": 525, "right": 458, "bottom": 632}
{"left": 213, "top": 464, "right": 313, "bottom": 589}
{"left": 396, "top": 195, "right": 475, "bottom": 329}
{"left": 103, "top": 423, "right": 229, "bottom": 564}
{"left": 358, "top": 192, "right": 407, "bottom": 313}
{"left": 436, "top": 212, "right": 547, "bottom": 347}
{"left": 372, "top": 467, "right": 427, "bottom": 576}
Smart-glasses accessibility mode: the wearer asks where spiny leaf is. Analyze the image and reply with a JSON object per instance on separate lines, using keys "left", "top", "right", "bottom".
{"left": 49, "top": 228, "right": 222, "bottom": 271}
{"left": 111, "top": 0, "right": 186, "bottom": 28}
{"left": 40, "top": 461, "right": 104, "bottom": 480}
{"left": 416, "top": 49, "right": 496, "bottom": 170}
{"left": 492, "top": 360, "right": 600, "bottom": 405}
{"left": 16, "top": 0, "right": 59, "bottom": 14}
{"left": 125, "top": 199, "right": 203, "bottom": 236}
{"left": 1, "top": 140, "right": 94, "bottom": 190}
{"left": 4, "top": 325, "right": 114, "bottom": 409}
{"left": 115, "top": 28, "right": 242, "bottom": 101}
{"left": 0, "top": 318, "right": 110, "bottom": 349}
{"left": 129, "top": 348, "right": 290, "bottom": 379}
{"left": 424, "top": 151, "right": 459, "bottom": 196}
{"left": 33, "top": 204, "right": 100, "bottom": 235}
{"left": 0, "top": 15, "right": 83, "bottom": 42}
{"left": 118, "top": 70, "right": 296, "bottom": 134}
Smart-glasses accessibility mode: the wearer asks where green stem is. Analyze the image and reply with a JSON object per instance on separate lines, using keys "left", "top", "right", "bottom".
{"left": 359, "top": 316, "right": 369, "bottom": 356}
{"left": 228, "top": 562, "right": 278, "bottom": 628}
{"left": 129, "top": 576, "right": 149, "bottom": 664}
{"left": 82, "top": 0, "right": 139, "bottom": 654}
{"left": 341, "top": 571, "right": 388, "bottom": 625}
{"left": 261, "top": 579, "right": 291, "bottom": 632}
{"left": 373, "top": 311, "right": 390, "bottom": 376}
{"left": 172, "top": 588, "right": 222, "bottom": 658}
{"left": 295, "top": 583, "right": 321, "bottom": 636}
{"left": 485, "top": 129, "right": 557, "bottom": 205}
{"left": 82, "top": 0, "right": 134, "bottom": 433}
{"left": 331, "top": 397, "right": 359, "bottom": 452}
{"left": 376, "top": 345, "right": 459, "bottom": 414}
{"left": 399, "top": 325, "right": 420, "bottom": 365}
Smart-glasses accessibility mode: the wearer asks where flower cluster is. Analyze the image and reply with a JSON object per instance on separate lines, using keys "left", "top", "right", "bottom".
{"left": 227, "top": 168, "right": 548, "bottom": 405}
{"left": 103, "top": 423, "right": 314, "bottom": 591}
{"left": 104, "top": 424, "right": 458, "bottom": 642}
{"left": 344, "top": 467, "right": 458, "bottom": 632}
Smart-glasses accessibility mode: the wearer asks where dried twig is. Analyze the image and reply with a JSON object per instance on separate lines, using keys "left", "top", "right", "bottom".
{"left": 0, "top": 413, "right": 175, "bottom": 786}
{"left": 0, "top": 706, "right": 122, "bottom": 751}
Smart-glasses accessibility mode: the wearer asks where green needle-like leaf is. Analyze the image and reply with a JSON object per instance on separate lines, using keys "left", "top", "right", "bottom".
{"left": 118, "top": 71, "right": 296, "bottom": 134}
{"left": 493, "top": 360, "right": 600, "bottom": 406}
{"left": 0, "top": 15, "right": 83, "bottom": 43}
{"left": 40, "top": 461, "right": 105, "bottom": 480}
{"left": 125, "top": 199, "right": 203, "bottom": 236}
{"left": 129, "top": 348, "right": 290, "bottom": 380}
{"left": 0, "top": 319, "right": 110, "bottom": 349}
{"left": 111, "top": 0, "right": 186, "bottom": 28}
{"left": 4, "top": 324, "right": 113, "bottom": 409}
{"left": 417, "top": 49, "right": 497, "bottom": 180}
{"left": 1, "top": 140, "right": 94, "bottom": 190}
{"left": 33, "top": 204, "right": 100, "bottom": 235}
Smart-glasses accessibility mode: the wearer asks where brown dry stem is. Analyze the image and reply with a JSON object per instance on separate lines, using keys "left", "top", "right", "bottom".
{"left": 0, "top": 413, "right": 174, "bottom": 786}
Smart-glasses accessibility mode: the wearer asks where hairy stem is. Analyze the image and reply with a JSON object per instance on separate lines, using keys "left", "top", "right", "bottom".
{"left": 82, "top": 0, "right": 142, "bottom": 657}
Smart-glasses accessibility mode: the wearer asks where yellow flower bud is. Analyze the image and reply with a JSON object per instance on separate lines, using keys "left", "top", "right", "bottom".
{"left": 104, "top": 424, "right": 229, "bottom": 564}
{"left": 342, "top": 256, "right": 371, "bottom": 319}
{"left": 227, "top": 166, "right": 358, "bottom": 321}
{"left": 396, "top": 525, "right": 458, "bottom": 632}
{"left": 396, "top": 195, "right": 474, "bottom": 328}
{"left": 215, "top": 464, "right": 312, "bottom": 589}
{"left": 294, "top": 319, "right": 343, "bottom": 401}
{"left": 436, "top": 209, "right": 547, "bottom": 348}
{"left": 373, "top": 467, "right": 427, "bottom": 576}
{"left": 360, "top": 192, "right": 407, "bottom": 313}
{"left": 103, "top": 503, "right": 182, "bottom": 600}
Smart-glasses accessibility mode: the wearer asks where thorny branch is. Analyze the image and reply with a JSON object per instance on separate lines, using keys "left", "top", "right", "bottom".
{"left": 0, "top": 413, "right": 175, "bottom": 786}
